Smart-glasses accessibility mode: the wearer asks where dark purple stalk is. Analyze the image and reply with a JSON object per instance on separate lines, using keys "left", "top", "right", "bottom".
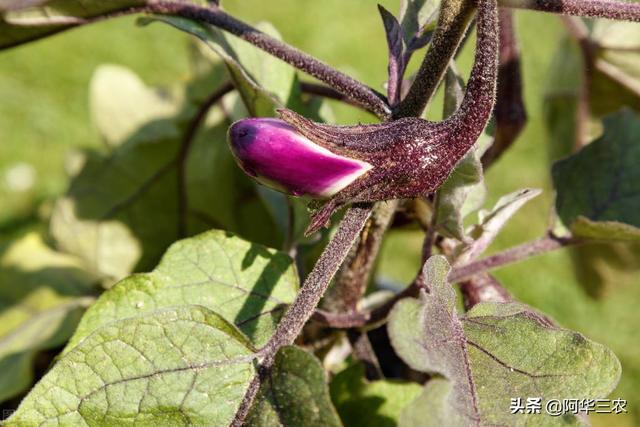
{"left": 231, "top": 204, "right": 372, "bottom": 425}
{"left": 299, "top": 82, "right": 368, "bottom": 109}
{"left": 499, "top": 0, "right": 640, "bottom": 21}
{"left": 482, "top": 9, "right": 527, "bottom": 167}
{"left": 147, "top": 1, "right": 391, "bottom": 119}
{"left": 347, "top": 330, "right": 384, "bottom": 379}
{"left": 460, "top": 272, "right": 513, "bottom": 310}
{"left": 394, "top": 0, "right": 476, "bottom": 118}
{"left": 260, "top": 204, "right": 371, "bottom": 353}
{"left": 449, "top": 234, "right": 578, "bottom": 282}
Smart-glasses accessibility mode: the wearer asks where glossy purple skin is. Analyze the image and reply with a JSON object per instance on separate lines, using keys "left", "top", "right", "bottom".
{"left": 227, "top": 118, "right": 371, "bottom": 198}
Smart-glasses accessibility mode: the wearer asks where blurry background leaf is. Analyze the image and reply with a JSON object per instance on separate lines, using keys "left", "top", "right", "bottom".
{"left": 247, "top": 346, "right": 342, "bottom": 427}
{"left": 388, "top": 256, "right": 621, "bottom": 426}
{"left": 50, "top": 65, "right": 280, "bottom": 280}
{"left": 330, "top": 363, "right": 422, "bottom": 427}
{"left": 6, "top": 306, "right": 258, "bottom": 426}
{"left": 0, "top": 232, "right": 97, "bottom": 403}
{"left": 89, "top": 64, "right": 182, "bottom": 149}
{"left": 552, "top": 109, "right": 640, "bottom": 241}
{"left": 64, "top": 229, "right": 298, "bottom": 352}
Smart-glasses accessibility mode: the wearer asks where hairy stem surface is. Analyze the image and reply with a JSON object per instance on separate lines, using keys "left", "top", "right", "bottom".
{"left": 499, "top": 0, "right": 640, "bottom": 21}
{"left": 148, "top": 0, "right": 391, "bottom": 119}
{"left": 395, "top": 0, "right": 475, "bottom": 118}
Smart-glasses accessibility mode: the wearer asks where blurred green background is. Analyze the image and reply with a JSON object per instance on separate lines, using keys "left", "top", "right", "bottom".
{"left": 0, "top": 1, "right": 637, "bottom": 425}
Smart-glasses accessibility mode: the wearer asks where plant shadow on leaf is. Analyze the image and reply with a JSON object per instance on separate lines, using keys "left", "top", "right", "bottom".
{"left": 62, "top": 229, "right": 298, "bottom": 352}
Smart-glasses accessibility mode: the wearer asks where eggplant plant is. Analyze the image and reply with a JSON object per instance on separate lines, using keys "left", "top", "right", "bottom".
{"left": 1, "top": 0, "right": 640, "bottom": 425}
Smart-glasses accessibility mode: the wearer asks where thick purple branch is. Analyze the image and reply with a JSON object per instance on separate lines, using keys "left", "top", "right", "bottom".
{"left": 449, "top": 234, "right": 578, "bottom": 282}
{"left": 147, "top": 1, "right": 391, "bottom": 119}
{"left": 460, "top": 272, "right": 513, "bottom": 310}
{"left": 482, "top": 9, "right": 527, "bottom": 167}
{"left": 499, "top": 0, "right": 640, "bottom": 21}
{"left": 394, "top": 0, "right": 475, "bottom": 118}
{"left": 231, "top": 204, "right": 372, "bottom": 425}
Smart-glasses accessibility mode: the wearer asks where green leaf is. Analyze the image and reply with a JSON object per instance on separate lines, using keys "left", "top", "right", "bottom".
{"left": 330, "top": 363, "right": 422, "bottom": 427}
{"left": 51, "top": 66, "right": 280, "bottom": 280}
{"left": 144, "top": 16, "right": 295, "bottom": 118}
{"left": 89, "top": 64, "right": 182, "bottom": 149}
{"left": 6, "top": 305, "right": 258, "bottom": 426}
{"left": 455, "top": 188, "right": 541, "bottom": 263}
{"left": 247, "top": 346, "right": 342, "bottom": 427}
{"left": 0, "top": 233, "right": 96, "bottom": 403}
{"left": 64, "top": 229, "right": 298, "bottom": 353}
{"left": 388, "top": 256, "right": 621, "bottom": 426}
{"left": 398, "top": 0, "right": 439, "bottom": 46}
{"left": 552, "top": 109, "right": 640, "bottom": 241}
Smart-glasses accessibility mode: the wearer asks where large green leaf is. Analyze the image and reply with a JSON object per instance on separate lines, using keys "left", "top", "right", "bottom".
{"left": 247, "top": 346, "right": 342, "bottom": 427}
{"left": 50, "top": 66, "right": 280, "bottom": 280}
{"left": 330, "top": 363, "right": 422, "bottom": 427}
{"left": 7, "top": 232, "right": 346, "bottom": 426}
{"left": 552, "top": 109, "right": 640, "bottom": 241}
{"left": 6, "top": 306, "right": 258, "bottom": 426}
{"left": 64, "top": 229, "right": 298, "bottom": 352}
{"left": 0, "top": 233, "right": 96, "bottom": 403}
{"left": 388, "top": 256, "right": 621, "bottom": 426}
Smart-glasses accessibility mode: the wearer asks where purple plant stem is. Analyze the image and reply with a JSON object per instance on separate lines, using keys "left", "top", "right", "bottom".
{"left": 147, "top": 1, "right": 391, "bottom": 119}
{"left": 299, "top": 82, "right": 367, "bottom": 109}
{"left": 482, "top": 9, "right": 528, "bottom": 167}
{"left": 231, "top": 204, "right": 372, "bottom": 425}
{"left": 459, "top": 272, "right": 513, "bottom": 310}
{"left": 177, "top": 81, "right": 234, "bottom": 238}
{"left": 394, "top": 0, "right": 476, "bottom": 118}
{"left": 313, "top": 234, "right": 579, "bottom": 328}
{"left": 499, "top": 0, "right": 640, "bottom": 21}
{"left": 261, "top": 204, "right": 371, "bottom": 352}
